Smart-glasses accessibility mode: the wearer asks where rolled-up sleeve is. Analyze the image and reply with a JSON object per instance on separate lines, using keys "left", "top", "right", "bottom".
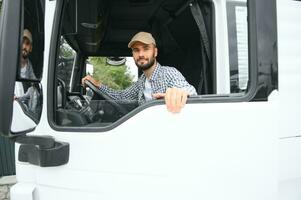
{"left": 165, "top": 67, "right": 197, "bottom": 95}
{"left": 99, "top": 81, "right": 140, "bottom": 101}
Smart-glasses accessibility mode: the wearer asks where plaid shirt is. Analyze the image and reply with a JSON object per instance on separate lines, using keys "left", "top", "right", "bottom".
{"left": 99, "top": 63, "right": 197, "bottom": 105}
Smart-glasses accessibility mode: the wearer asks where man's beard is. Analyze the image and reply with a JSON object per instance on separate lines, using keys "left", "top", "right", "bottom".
{"left": 22, "top": 49, "right": 29, "bottom": 59}
{"left": 135, "top": 57, "right": 155, "bottom": 71}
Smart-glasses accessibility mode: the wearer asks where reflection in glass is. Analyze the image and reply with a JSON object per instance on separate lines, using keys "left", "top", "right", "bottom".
{"left": 11, "top": 101, "right": 36, "bottom": 133}
{"left": 20, "top": 29, "right": 37, "bottom": 80}
{"left": 14, "top": 82, "right": 42, "bottom": 124}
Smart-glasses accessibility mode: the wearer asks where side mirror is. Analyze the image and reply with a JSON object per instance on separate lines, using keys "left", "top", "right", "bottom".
{"left": 0, "top": 0, "right": 44, "bottom": 137}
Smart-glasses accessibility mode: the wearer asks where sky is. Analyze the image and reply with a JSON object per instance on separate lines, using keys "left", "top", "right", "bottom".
{"left": 125, "top": 57, "right": 138, "bottom": 82}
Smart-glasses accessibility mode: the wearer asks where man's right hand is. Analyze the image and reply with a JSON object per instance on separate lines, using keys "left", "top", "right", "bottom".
{"left": 153, "top": 87, "right": 188, "bottom": 113}
{"left": 81, "top": 75, "right": 101, "bottom": 88}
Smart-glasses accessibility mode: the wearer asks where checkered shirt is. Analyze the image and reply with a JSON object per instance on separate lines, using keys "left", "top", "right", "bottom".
{"left": 99, "top": 62, "right": 197, "bottom": 105}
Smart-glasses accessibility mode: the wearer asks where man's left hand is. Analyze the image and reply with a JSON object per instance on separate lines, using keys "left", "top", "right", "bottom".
{"left": 153, "top": 87, "right": 188, "bottom": 113}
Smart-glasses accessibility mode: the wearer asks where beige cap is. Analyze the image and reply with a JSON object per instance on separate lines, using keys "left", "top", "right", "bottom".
{"left": 128, "top": 32, "right": 156, "bottom": 48}
{"left": 23, "top": 29, "right": 33, "bottom": 44}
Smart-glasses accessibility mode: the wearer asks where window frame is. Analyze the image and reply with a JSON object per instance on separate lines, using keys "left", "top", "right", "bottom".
{"left": 57, "top": 36, "right": 78, "bottom": 93}
{"left": 226, "top": 0, "right": 249, "bottom": 93}
{"left": 47, "top": 0, "right": 268, "bottom": 132}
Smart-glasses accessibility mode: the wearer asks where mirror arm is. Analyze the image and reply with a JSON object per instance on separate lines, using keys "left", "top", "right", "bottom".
{"left": 12, "top": 135, "right": 70, "bottom": 167}
{"left": 14, "top": 135, "right": 55, "bottom": 149}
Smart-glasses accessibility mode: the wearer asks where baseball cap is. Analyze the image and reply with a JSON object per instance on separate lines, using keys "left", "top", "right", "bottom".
{"left": 23, "top": 29, "right": 33, "bottom": 44}
{"left": 128, "top": 32, "right": 156, "bottom": 48}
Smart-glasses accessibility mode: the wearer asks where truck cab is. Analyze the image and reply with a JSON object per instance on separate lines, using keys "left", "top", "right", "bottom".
{"left": 0, "top": 0, "right": 300, "bottom": 199}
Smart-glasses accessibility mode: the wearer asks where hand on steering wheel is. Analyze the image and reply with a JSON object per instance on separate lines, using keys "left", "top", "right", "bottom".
{"left": 82, "top": 75, "right": 101, "bottom": 88}
{"left": 83, "top": 78, "right": 128, "bottom": 115}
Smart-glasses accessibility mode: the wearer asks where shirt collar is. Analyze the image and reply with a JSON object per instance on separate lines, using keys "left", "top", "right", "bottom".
{"left": 148, "top": 62, "right": 161, "bottom": 82}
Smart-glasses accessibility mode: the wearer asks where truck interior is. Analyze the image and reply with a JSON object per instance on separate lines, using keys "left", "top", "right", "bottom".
{"left": 52, "top": 0, "right": 215, "bottom": 127}
{"left": 51, "top": 0, "right": 217, "bottom": 127}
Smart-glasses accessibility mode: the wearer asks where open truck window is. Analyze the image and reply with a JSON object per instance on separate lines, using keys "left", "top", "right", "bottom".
{"left": 50, "top": 0, "right": 250, "bottom": 130}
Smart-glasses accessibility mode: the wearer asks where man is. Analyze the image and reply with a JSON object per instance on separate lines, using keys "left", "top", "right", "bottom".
{"left": 15, "top": 29, "right": 39, "bottom": 114}
{"left": 20, "top": 29, "right": 36, "bottom": 80}
{"left": 15, "top": 29, "right": 37, "bottom": 97}
{"left": 82, "top": 32, "right": 197, "bottom": 113}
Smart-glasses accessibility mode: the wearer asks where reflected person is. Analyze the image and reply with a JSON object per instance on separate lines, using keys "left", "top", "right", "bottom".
{"left": 20, "top": 29, "right": 36, "bottom": 80}
{"left": 14, "top": 29, "right": 39, "bottom": 116}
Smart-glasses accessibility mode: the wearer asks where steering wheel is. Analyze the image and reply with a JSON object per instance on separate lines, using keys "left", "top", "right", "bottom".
{"left": 84, "top": 80, "right": 128, "bottom": 115}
